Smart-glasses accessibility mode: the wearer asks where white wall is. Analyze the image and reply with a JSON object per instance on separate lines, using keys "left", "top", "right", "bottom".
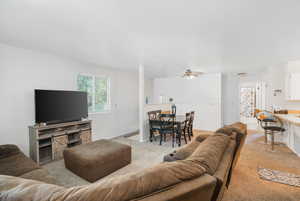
{"left": 0, "top": 43, "right": 138, "bottom": 155}
{"left": 222, "top": 73, "right": 240, "bottom": 125}
{"left": 153, "top": 74, "right": 222, "bottom": 131}
{"left": 144, "top": 77, "right": 154, "bottom": 104}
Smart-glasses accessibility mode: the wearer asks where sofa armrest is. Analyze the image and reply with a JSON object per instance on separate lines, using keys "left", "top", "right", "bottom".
{"left": 163, "top": 140, "right": 201, "bottom": 162}
{"left": 0, "top": 144, "right": 20, "bottom": 159}
{"left": 163, "top": 131, "right": 215, "bottom": 162}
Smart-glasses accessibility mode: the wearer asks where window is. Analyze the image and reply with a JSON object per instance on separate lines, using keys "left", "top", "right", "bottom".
{"left": 77, "top": 74, "right": 111, "bottom": 113}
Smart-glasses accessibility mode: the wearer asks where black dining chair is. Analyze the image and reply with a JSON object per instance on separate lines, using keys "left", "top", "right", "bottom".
{"left": 188, "top": 111, "right": 195, "bottom": 137}
{"left": 179, "top": 113, "right": 190, "bottom": 144}
{"left": 158, "top": 113, "right": 177, "bottom": 147}
{"left": 148, "top": 110, "right": 162, "bottom": 142}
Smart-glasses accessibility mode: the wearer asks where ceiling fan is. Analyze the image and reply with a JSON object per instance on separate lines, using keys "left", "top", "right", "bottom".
{"left": 182, "top": 69, "right": 203, "bottom": 79}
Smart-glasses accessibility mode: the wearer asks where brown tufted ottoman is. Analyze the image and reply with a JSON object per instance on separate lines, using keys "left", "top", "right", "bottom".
{"left": 63, "top": 139, "right": 131, "bottom": 182}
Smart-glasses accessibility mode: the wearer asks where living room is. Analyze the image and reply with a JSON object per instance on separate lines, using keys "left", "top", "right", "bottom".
{"left": 1, "top": 1, "right": 300, "bottom": 201}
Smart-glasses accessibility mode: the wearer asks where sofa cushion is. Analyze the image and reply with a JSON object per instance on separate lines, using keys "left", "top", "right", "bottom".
{"left": 188, "top": 134, "right": 230, "bottom": 175}
{"left": 194, "top": 131, "right": 214, "bottom": 142}
{"left": 216, "top": 127, "right": 243, "bottom": 137}
{"left": 20, "top": 168, "right": 58, "bottom": 185}
{"left": 0, "top": 158, "right": 207, "bottom": 201}
{"left": 216, "top": 123, "right": 246, "bottom": 142}
{"left": 0, "top": 144, "right": 20, "bottom": 159}
{"left": 230, "top": 122, "right": 247, "bottom": 134}
{"left": 0, "top": 152, "right": 39, "bottom": 176}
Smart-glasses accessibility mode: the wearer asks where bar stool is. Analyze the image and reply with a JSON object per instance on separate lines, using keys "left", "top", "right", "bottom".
{"left": 256, "top": 111, "right": 285, "bottom": 150}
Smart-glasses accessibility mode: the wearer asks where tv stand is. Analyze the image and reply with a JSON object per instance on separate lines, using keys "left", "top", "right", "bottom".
{"left": 29, "top": 120, "right": 92, "bottom": 165}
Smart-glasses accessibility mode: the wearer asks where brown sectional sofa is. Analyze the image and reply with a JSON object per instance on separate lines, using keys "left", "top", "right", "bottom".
{"left": 0, "top": 122, "right": 247, "bottom": 201}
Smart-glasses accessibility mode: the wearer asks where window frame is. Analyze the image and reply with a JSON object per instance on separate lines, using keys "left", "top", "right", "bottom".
{"left": 78, "top": 73, "right": 111, "bottom": 114}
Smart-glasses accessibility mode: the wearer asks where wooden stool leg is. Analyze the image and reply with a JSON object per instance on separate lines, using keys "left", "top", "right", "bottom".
{"left": 264, "top": 130, "right": 268, "bottom": 144}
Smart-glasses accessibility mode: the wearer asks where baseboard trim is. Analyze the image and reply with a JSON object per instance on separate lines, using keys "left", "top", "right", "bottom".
{"left": 111, "top": 130, "right": 139, "bottom": 139}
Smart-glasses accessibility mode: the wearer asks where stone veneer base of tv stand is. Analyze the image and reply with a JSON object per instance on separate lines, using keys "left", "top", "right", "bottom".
{"left": 29, "top": 120, "right": 92, "bottom": 165}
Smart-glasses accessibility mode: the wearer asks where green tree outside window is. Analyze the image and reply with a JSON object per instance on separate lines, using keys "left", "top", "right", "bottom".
{"left": 77, "top": 74, "right": 110, "bottom": 113}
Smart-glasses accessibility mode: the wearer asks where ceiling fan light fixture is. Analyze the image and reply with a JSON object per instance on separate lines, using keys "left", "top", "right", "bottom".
{"left": 182, "top": 69, "right": 203, "bottom": 79}
{"left": 183, "top": 74, "right": 195, "bottom": 79}
{"left": 237, "top": 72, "right": 248, "bottom": 77}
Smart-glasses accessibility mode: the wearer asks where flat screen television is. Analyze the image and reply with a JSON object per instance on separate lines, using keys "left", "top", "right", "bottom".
{"left": 35, "top": 89, "right": 88, "bottom": 124}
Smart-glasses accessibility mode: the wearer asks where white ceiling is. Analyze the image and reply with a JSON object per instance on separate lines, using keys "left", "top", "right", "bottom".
{"left": 1, "top": 0, "right": 300, "bottom": 77}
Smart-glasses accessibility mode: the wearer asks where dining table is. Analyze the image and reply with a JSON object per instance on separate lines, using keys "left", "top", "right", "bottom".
{"left": 149, "top": 114, "right": 187, "bottom": 146}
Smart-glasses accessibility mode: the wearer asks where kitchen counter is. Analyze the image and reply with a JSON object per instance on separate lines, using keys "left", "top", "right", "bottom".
{"left": 275, "top": 114, "right": 300, "bottom": 126}
{"left": 274, "top": 114, "right": 300, "bottom": 156}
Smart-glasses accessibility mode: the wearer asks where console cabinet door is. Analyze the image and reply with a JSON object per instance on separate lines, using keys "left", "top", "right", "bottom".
{"left": 53, "top": 135, "right": 68, "bottom": 160}
{"left": 80, "top": 131, "right": 92, "bottom": 144}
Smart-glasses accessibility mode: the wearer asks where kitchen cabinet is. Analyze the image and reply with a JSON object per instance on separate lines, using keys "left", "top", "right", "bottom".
{"left": 286, "top": 73, "right": 300, "bottom": 100}
{"left": 276, "top": 114, "right": 300, "bottom": 156}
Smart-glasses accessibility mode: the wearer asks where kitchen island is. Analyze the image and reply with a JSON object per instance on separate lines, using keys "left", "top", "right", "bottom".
{"left": 275, "top": 114, "right": 300, "bottom": 156}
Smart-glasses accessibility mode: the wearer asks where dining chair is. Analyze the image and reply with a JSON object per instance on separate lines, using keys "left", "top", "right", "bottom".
{"left": 148, "top": 110, "right": 162, "bottom": 142}
{"left": 188, "top": 111, "right": 195, "bottom": 137}
{"left": 158, "top": 113, "right": 176, "bottom": 147}
{"left": 179, "top": 113, "right": 190, "bottom": 144}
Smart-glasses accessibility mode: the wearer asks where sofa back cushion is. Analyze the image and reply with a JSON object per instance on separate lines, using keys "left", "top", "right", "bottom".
{"left": 0, "top": 152, "right": 39, "bottom": 177}
{"left": 0, "top": 159, "right": 206, "bottom": 201}
{"left": 188, "top": 134, "right": 230, "bottom": 175}
{"left": 194, "top": 131, "right": 214, "bottom": 142}
{"left": 0, "top": 145, "right": 20, "bottom": 159}
{"left": 216, "top": 123, "right": 246, "bottom": 145}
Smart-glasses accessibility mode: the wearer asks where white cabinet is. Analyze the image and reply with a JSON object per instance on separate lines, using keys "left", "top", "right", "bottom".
{"left": 286, "top": 73, "right": 300, "bottom": 100}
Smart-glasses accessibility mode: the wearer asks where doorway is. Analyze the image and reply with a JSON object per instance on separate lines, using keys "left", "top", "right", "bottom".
{"left": 239, "top": 82, "right": 266, "bottom": 129}
{"left": 240, "top": 87, "right": 256, "bottom": 123}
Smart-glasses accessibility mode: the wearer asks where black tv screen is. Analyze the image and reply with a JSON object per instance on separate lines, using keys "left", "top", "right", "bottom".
{"left": 35, "top": 90, "right": 88, "bottom": 124}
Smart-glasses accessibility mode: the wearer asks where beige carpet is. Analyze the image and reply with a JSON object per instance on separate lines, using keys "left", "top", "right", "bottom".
{"left": 43, "top": 137, "right": 175, "bottom": 187}
{"left": 43, "top": 131, "right": 300, "bottom": 200}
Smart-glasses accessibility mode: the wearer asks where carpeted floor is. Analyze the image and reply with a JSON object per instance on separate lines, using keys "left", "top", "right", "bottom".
{"left": 222, "top": 130, "right": 300, "bottom": 201}
{"left": 43, "top": 130, "right": 300, "bottom": 200}
{"left": 43, "top": 137, "right": 175, "bottom": 187}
